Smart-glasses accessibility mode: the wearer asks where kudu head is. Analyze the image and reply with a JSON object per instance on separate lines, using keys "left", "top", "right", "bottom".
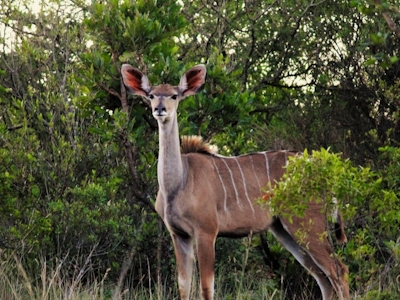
{"left": 121, "top": 64, "right": 206, "bottom": 123}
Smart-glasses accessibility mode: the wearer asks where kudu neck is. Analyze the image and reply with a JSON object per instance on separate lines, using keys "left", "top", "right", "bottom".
{"left": 157, "top": 115, "right": 184, "bottom": 194}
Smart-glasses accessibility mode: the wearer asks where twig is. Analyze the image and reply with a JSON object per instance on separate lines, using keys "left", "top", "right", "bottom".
{"left": 113, "top": 248, "right": 135, "bottom": 299}
{"left": 374, "top": 0, "right": 400, "bottom": 38}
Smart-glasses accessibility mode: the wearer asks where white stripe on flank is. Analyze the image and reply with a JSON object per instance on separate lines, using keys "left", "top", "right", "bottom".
{"left": 212, "top": 157, "right": 228, "bottom": 212}
{"left": 221, "top": 159, "right": 242, "bottom": 209}
{"left": 250, "top": 155, "right": 262, "bottom": 191}
{"left": 234, "top": 157, "right": 255, "bottom": 213}
{"left": 264, "top": 152, "right": 271, "bottom": 183}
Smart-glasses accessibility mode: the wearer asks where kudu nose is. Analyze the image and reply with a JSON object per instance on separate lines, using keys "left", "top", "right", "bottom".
{"left": 154, "top": 102, "right": 166, "bottom": 115}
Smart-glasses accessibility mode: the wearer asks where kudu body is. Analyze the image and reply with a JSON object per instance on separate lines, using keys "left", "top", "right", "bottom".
{"left": 121, "top": 64, "right": 349, "bottom": 300}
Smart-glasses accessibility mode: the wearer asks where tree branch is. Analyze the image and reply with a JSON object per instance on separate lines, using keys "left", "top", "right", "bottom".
{"left": 375, "top": 0, "right": 400, "bottom": 38}
{"left": 7, "top": 124, "right": 23, "bottom": 131}
{"left": 109, "top": 51, "right": 154, "bottom": 210}
{"left": 381, "top": 11, "right": 400, "bottom": 38}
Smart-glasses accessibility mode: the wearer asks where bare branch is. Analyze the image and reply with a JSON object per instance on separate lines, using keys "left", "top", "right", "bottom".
{"left": 375, "top": 0, "right": 400, "bottom": 38}
{"left": 99, "top": 83, "right": 123, "bottom": 102}
{"left": 6, "top": 124, "right": 23, "bottom": 131}
{"left": 381, "top": 11, "right": 400, "bottom": 38}
{"left": 1, "top": 22, "right": 43, "bottom": 38}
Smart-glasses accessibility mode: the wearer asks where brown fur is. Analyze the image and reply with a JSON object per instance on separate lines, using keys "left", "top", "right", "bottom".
{"left": 121, "top": 63, "right": 350, "bottom": 300}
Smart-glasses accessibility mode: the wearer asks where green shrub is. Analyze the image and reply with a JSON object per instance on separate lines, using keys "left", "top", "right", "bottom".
{"left": 263, "top": 148, "right": 399, "bottom": 296}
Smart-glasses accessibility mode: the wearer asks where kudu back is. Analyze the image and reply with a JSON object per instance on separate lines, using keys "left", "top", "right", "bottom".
{"left": 121, "top": 63, "right": 350, "bottom": 300}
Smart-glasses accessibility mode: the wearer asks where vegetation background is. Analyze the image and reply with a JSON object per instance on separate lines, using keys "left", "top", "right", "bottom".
{"left": 0, "top": 0, "right": 399, "bottom": 299}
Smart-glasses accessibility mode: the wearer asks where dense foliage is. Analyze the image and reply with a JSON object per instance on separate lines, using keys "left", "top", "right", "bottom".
{"left": 268, "top": 148, "right": 399, "bottom": 297}
{"left": 0, "top": 0, "right": 399, "bottom": 298}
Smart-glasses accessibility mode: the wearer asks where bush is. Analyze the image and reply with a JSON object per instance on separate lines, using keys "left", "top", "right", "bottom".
{"left": 262, "top": 148, "right": 400, "bottom": 296}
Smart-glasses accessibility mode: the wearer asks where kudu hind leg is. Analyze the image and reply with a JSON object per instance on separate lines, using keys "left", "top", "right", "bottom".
{"left": 269, "top": 219, "right": 336, "bottom": 300}
{"left": 308, "top": 244, "right": 349, "bottom": 300}
{"left": 275, "top": 218, "right": 350, "bottom": 300}
{"left": 172, "top": 234, "right": 194, "bottom": 300}
{"left": 302, "top": 238, "right": 349, "bottom": 300}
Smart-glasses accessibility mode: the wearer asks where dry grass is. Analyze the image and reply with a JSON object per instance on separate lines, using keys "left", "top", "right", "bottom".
{"left": 0, "top": 249, "right": 108, "bottom": 300}
{"left": 0, "top": 249, "right": 278, "bottom": 300}
{"left": 1, "top": 248, "right": 399, "bottom": 300}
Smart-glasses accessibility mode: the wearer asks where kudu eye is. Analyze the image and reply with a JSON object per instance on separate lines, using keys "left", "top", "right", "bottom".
{"left": 171, "top": 95, "right": 178, "bottom": 100}
{"left": 148, "top": 94, "right": 155, "bottom": 100}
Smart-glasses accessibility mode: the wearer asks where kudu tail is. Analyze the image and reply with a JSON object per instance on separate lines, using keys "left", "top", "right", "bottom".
{"left": 334, "top": 211, "right": 347, "bottom": 244}
{"left": 331, "top": 197, "right": 347, "bottom": 244}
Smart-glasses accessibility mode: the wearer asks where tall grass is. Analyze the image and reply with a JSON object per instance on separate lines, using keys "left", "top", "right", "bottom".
{"left": 0, "top": 250, "right": 110, "bottom": 300}
{"left": 0, "top": 248, "right": 279, "bottom": 300}
{"left": 1, "top": 247, "right": 399, "bottom": 300}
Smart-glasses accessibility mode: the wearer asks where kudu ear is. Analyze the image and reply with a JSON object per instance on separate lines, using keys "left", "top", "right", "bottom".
{"left": 121, "top": 64, "right": 151, "bottom": 97}
{"left": 178, "top": 64, "right": 206, "bottom": 98}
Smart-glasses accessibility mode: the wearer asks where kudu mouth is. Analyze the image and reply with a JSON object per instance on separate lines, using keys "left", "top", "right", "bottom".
{"left": 153, "top": 109, "right": 171, "bottom": 122}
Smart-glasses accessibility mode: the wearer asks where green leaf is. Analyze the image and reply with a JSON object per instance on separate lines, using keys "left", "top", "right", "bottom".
{"left": 31, "top": 185, "right": 40, "bottom": 197}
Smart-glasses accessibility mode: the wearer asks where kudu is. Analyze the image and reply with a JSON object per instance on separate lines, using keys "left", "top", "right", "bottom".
{"left": 121, "top": 64, "right": 350, "bottom": 300}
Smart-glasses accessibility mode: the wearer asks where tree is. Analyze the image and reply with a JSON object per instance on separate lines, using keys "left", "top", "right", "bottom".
{"left": 180, "top": 0, "right": 400, "bottom": 162}
{"left": 0, "top": 0, "right": 153, "bottom": 282}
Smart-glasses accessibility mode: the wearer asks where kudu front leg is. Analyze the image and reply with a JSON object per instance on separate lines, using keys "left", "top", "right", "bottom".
{"left": 172, "top": 234, "right": 194, "bottom": 300}
{"left": 196, "top": 233, "right": 217, "bottom": 300}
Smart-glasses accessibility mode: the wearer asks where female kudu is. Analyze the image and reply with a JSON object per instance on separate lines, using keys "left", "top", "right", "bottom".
{"left": 121, "top": 64, "right": 350, "bottom": 300}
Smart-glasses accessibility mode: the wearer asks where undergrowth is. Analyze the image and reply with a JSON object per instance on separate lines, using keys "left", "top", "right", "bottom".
{"left": 1, "top": 246, "right": 399, "bottom": 300}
